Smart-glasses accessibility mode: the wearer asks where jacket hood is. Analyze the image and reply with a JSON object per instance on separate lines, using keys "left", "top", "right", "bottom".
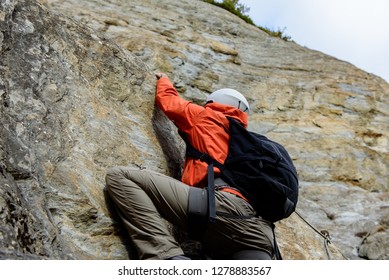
{"left": 205, "top": 102, "right": 248, "bottom": 128}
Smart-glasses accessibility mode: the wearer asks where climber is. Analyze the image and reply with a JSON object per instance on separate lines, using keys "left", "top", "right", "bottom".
{"left": 105, "top": 73, "right": 275, "bottom": 260}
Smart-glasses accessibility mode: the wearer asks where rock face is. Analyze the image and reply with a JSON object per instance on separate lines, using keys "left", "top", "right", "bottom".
{"left": 1, "top": 0, "right": 388, "bottom": 260}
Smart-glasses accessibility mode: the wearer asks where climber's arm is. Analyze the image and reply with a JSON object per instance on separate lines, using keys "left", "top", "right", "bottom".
{"left": 155, "top": 74, "right": 204, "bottom": 133}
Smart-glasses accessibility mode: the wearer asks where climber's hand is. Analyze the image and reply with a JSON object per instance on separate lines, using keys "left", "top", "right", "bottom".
{"left": 155, "top": 73, "right": 168, "bottom": 80}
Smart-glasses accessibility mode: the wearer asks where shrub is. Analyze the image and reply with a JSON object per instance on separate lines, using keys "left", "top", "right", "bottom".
{"left": 203, "top": 0, "right": 291, "bottom": 41}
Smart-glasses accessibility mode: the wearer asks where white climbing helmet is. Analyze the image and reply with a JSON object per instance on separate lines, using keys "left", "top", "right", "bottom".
{"left": 206, "top": 88, "right": 250, "bottom": 113}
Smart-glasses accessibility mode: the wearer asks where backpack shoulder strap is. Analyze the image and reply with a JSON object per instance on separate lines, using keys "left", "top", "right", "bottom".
{"left": 178, "top": 130, "right": 224, "bottom": 170}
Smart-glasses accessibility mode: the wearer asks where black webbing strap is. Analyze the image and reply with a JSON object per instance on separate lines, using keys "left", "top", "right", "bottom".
{"left": 207, "top": 163, "right": 217, "bottom": 223}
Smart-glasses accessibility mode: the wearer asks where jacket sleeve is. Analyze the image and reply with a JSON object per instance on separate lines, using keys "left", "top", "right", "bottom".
{"left": 155, "top": 77, "right": 204, "bottom": 133}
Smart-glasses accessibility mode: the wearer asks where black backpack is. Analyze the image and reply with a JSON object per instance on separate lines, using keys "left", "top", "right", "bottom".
{"left": 183, "top": 116, "right": 299, "bottom": 223}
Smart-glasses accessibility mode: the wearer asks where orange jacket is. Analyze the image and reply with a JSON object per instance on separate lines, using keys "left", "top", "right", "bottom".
{"left": 156, "top": 77, "right": 248, "bottom": 191}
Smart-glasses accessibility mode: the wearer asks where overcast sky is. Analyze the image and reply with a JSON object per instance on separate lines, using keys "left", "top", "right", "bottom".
{"left": 238, "top": 0, "right": 389, "bottom": 83}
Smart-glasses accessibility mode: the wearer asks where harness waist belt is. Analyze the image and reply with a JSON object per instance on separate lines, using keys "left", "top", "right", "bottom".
{"left": 214, "top": 178, "right": 248, "bottom": 202}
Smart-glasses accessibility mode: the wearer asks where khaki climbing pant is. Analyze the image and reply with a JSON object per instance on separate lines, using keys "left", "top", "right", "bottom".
{"left": 105, "top": 166, "right": 274, "bottom": 260}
